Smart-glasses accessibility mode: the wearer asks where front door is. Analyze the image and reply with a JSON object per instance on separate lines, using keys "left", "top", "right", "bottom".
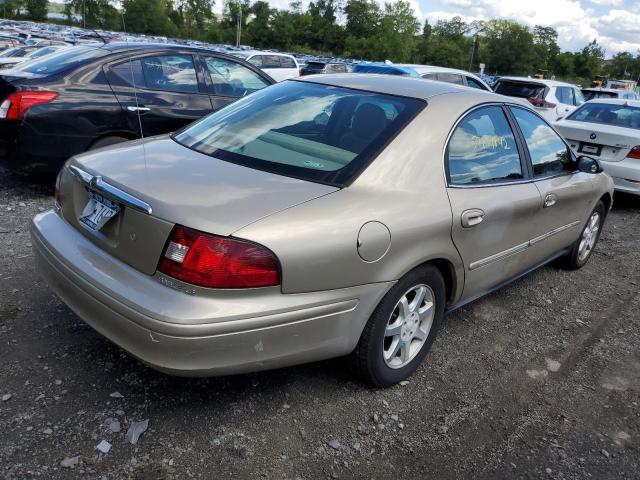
{"left": 105, "top": 53, "right": 214, "bottom": 137}
{"left": 445, "top": 105, "right": 543, "bottom": 299}
{"left": 508, "top": 106, "right": 595, "bottom": 260}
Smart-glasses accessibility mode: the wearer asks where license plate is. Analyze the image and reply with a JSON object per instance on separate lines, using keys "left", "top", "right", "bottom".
{"left": 79, "top": 189, "right": 120, "bottom": 231}
{"left": 579, "top": 143, "right": 600, "bottom": 155}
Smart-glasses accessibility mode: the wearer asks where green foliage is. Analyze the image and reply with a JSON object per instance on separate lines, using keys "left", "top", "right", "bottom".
{"left": 482, "top": 19, "right": 535, "bottom": 75}
{"left": 122, "top": 0, "right": 179, "bottom": 36}
{"left": 30, "top": 0, "right": 616, "bottom": 84}
{"left": 25, "top": 0, "right": 49, "bottom": 21}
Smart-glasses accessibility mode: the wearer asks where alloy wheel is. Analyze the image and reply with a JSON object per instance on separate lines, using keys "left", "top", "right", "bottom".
{"left": 578, "top": 211, "right": 600, "bottom": 262}
{"left": 383, "top": 284, "right": 435, "bottom": 369}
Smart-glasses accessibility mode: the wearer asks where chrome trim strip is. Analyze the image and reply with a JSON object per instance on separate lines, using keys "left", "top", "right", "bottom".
{"left": 529, "top": 220, "right": 580, "bottom": 245}
{"left": 469, "top": 240, "right": 529, "bottom": 271}
{"left": 469, "top": 220, "right": 581, "bottom": 270}
{"left": 67, "top": 165, "right": 153, "bottom": 215}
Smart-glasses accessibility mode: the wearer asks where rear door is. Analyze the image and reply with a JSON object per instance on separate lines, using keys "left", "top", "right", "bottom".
{"left": 105, "top": 52, "right": 214, "bottom": 137}
{"left": 508, "top": 106, "right": 594, "bottom": 260}
{"left": 445, "top": 105, "right": 543, "bottom": 298}
{"left": 199, "top": 55, "right": 272, "bottom": 111}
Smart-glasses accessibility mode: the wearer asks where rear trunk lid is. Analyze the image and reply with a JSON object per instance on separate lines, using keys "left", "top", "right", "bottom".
{"left": 59, "top": 135, "right": 339, "bottom": 275}
{"left": 555, "top": 120, "right": 640, "bottom": 162}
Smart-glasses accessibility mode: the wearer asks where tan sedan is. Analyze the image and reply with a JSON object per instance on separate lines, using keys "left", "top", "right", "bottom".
{"left": 32, "top": 75, "right": 613, "bottom": 387}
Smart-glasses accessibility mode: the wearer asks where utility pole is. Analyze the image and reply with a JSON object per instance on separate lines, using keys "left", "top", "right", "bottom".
{"left": 235, "top": 2, "right": 242, "bottom": 48}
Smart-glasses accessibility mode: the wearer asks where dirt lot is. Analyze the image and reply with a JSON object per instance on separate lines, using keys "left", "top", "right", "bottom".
{"left": 0, "top": 167, "right": 638, "bottom": 480}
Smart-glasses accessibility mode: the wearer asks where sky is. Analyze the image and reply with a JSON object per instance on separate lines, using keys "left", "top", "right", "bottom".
{"left": 216, "top": 0, "right": 640, "bottom": 56}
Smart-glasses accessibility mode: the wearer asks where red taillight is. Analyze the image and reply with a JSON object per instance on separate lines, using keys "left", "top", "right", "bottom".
{"left": 158, "top": 226, "right": 280, "bottom": 289}
{"left": 528, "top": 97, "right": 556, "bottom": 109}
{"left": 0, "top": 91, "right": 57, "bottom": 120}
{"left": 626, "top": 146, "right": 640, "bottom": 160}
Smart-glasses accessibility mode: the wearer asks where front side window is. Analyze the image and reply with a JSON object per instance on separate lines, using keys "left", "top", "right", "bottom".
{"left": 247, "top": 55, "right": 262, "bottom": 67}
{"left": 141, "top": 55, "right": 198, "bottom": 93}
{"left": 281, "top": 56, "right": 296, "bottom": 68}
{"left": 466, "top": 77, "right": 486, "bottom": 90}
{"left": 567, "top": 102, "right": 640, "bottom": 130}
{"left": 173, "top": 81, "right": 424, "bottom": 186}
{"left": 205, "top": 57, "right": 270, "bottom": 97}
{"left": 511, "top": 107, "right": 575, "bottom": 177}
{"left": 447, "top": 106, "right": 523, "bottom": 185}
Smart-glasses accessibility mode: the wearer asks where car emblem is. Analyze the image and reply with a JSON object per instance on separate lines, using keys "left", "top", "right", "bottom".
{"left": 590, "top": 133, "right": 597, "bottom": 140}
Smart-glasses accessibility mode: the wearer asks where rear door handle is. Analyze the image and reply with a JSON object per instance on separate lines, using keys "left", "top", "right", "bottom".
{"left": 127, "top": 106, "right": 151, "bottom": 112}
{"left": 461, "top": 209, "right": 485, "bottom": 228}
{"left": 544, "top": 194, "right": 557, "bottom": 208}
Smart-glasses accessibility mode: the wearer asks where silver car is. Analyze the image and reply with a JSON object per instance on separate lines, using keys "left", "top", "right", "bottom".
{"left": 32, "top": 75, "right": 613, "bottom": 387}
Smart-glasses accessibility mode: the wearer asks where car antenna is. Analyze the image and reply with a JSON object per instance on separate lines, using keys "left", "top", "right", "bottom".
{"left": 121, "top": 14, "right": 147, "bottom": 171}
{"left": 88, "top": 28, "right": 107, "bottom": 45}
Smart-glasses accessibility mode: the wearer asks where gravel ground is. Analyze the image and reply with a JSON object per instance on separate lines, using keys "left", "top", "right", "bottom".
{"left": 0, "top": 167, "right": 639, "bottom": 480}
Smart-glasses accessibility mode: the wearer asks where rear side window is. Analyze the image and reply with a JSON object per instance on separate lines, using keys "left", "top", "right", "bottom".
{"left": 447, "top": 106, "right": 523, "bottom": 185}
{"left": 205, "top": 57, "right": 269, "bottom": 97}
{"left": 142, "top": 55, "right": 198, "bottom": 93}
{"left": 555, "top": 87, "right": 574, "bottom": 105}
{"left": 494, "top": 80, "right": 545, "bottom": 99}
{"left": 511, "top": 107, "right": 575, "bottom": 177}
{"left": 174, "top": 81, "right": 424, "bottom": 186}
{"left": 437, "top": 73, "right": 464, "bottom": 85}
{"left": 109, "top": 59, "right": 145, "bottom": 87}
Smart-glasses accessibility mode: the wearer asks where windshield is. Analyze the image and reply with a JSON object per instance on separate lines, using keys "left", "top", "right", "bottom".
{"left": 0, "top": 47, "right": 21, "bottom": 58}
{"left": 26, "top": 46, "right": 59, "bottom": 58}
{"left": 494, "top": 80, "right": 546, "bottom": 99}
{"left": 582, "top": 90, "right": 618, "bottom": 101}
{"left": 567, "top": 102, "right": 640, "bottom": 130}
{"left": 174, "top": 81, "right": 424, "bottom": 186}
{"left": 10, "top": 45, "right": 107, "bottom": 75}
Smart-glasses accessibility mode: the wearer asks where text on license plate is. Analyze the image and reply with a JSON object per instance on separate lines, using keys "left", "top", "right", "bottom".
{"left": 79, "top": 189, "right": 120, "bottom": 231}
{"left": 580, "top": 143, "right": 600, "bottom": 155}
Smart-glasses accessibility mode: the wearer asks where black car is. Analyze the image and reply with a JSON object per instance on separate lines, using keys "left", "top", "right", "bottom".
{"left": 0, "top": 43, "right": 274, "bottom": 173}
{"left": 300, "top": 61, "right": 348, "bottom": 76}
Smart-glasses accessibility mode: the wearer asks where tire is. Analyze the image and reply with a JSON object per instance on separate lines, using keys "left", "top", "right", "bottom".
{"left": 561, "top": 200, "right": 605, "bottom": 270}
{"left": 351, "top": 264, "right": 446, "bottom": 387}
{"left": 89, "top": 136, "right": 129, "bottom": 150}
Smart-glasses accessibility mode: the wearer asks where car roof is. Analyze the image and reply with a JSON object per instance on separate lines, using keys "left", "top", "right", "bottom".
{"left": 496, "top": 76, "right": 573, "bottom": 87}
{"left": 581, "top": 87, "right": 628, "bottom": 93}
{"left": 398, "top": 64, "right": 469, "bottom": 75}
{"left": 583, "top": 98, "right": 640, "bottom": 107}
{"left": 97, "top": 42, "right": 222, "bottom": 54}
{"left": 294, "top": 73, "right": 500, "bottom": 100}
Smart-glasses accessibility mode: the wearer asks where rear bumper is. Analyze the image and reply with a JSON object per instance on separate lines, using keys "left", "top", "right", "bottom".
{"left": 602, "top": 158, "right": 640, "bottom": 195}
{"left": 31, "top": 210, "right": 390, "bottom": 376}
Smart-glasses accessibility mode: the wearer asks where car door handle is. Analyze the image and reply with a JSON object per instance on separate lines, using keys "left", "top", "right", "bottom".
{"left": 544, "top": 194, "right": 557, "bottom": 208}
{"left": 461, "top": 209, "right": 485, "bottom": 228}
{"left": 127, "top": 106, "right": 151, "bottom": 112}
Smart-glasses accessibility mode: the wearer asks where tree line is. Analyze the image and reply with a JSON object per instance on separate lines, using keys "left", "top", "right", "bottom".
{"left": 3, "top": 0, "right": 640, "bottom": 85}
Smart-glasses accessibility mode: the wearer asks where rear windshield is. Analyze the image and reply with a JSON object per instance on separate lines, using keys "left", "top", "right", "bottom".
{"left": 581, "top": 90, "right": 618, "bottom": 101}
{"left": 494, "top": 80, "right": 546, "bottom": 99}
{"left": 173, "top": 80, "right": 424, "bottom": 186}
{"left": 567, "top": 103, "right": 640, "bottom": 130}
{"left": 11, "top": 45, "right": 107, "bottom": 75}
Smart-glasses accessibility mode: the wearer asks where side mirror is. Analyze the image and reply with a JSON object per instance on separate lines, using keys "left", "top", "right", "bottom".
{"left": 577, "top": 155, "right": 602, "bottom": 174}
